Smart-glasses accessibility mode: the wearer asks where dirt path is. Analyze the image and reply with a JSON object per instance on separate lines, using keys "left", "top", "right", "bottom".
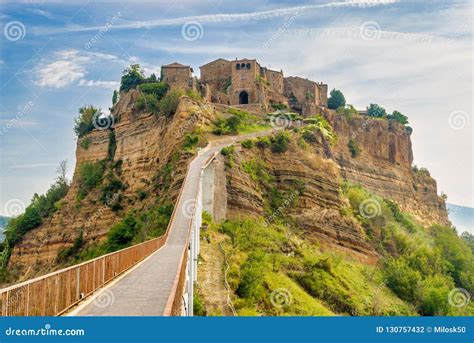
{"left": 197, "top": 229, "right": 233, "bottom": 316}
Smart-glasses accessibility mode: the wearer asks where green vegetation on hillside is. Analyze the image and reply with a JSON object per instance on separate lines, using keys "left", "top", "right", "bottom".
{"left": 336, "top": 104, "right": 358, "bottom": 118}
{"left": 74, "top": 106, "right": 102, "bottom": 137}
{"left": 120, "top": 64, "right": 145, "bottom": 92}
{"left": 203, "top": 217, "right": 414, "bottom": 316}
{"left": 135, "top": 87, "right": 199, "bottom": 118}
{"left": 213, "top": 108, "right": 270, "bottom": 135}
{"left": 366, "top": 103, "right": 387, "bottom": 118}
{"left": 301, "top": 115, "right": 337, "bottom": 145}
{"left": 364, "top": 104, "right": 410, "bottom": 126}
{"left": 347, "top": 139, "right": 361, "bottom": 158}
{"left": 387, "top": 110, "right": 408, "bottom": 125}
{"left": 210, "top": 139, "right": 473, "bottom": 317}
{"left": 0, "top": 162, "right": 70, "bottom": 280}
{"left": 158, "top": 89, "right": 184, "bottom": 117}
{"left": 342, "top": 182, "right": 474, "bottom": 316}
{"left": 57, "top": 203, "right": 174, "bottom": 264}
{"left": 77, "top": 160, "right": 106, "bottom": 201}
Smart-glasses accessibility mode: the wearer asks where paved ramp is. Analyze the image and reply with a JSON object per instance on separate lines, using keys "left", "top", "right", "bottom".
{"left": 74, "top": 130, "right": 276, "bottom": 316}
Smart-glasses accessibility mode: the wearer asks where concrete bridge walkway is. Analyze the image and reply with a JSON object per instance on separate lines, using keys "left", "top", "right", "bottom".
{"left": 71, "top": 130, "right": 277, "bottom": 316}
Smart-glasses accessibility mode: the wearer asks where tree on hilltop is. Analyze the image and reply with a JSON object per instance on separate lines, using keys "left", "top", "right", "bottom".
{"left": 387, "top": 110, "right": 409, "bottom": 125}
{"left": 112, "top": 90, "right": 119, "bottom": 105}
{"left": 366, "top": 103, "right": 386, "bottom": 118}
{"left": 120, "top": 64, "right": 145, "bottom": 92}
{"left": 74, "top": 105, "right": 102, "bottom": 137}
{"left": 328, "top": 89, "right": 346, "bottom": 110}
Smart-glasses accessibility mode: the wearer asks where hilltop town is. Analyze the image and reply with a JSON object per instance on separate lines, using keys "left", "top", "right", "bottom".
{"left": 161, "top": 58, "right": 328, "bottom": 116}
{"left": 1, "top": 55, "right": 472, "bottom": 319}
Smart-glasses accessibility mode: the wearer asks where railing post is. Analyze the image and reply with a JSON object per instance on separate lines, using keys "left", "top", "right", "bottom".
{"left": 188, "top": 227, "right": 194, "bottom": 316}
{"left": 76, "top": 268, "right": 80, "bottom": 301}
{"left": 26, "top": 284, "right": 30, "bottom": 316}
{"left": 5, "top": 290, "right": 9, "bottom": 316}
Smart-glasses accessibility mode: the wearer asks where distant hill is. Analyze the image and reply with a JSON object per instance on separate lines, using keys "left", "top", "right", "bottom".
{"left": 448, "top": 203, "right": 474, "bottom": 235}
{"left": 0, "top": 215, "right": 9, "bottom": 242}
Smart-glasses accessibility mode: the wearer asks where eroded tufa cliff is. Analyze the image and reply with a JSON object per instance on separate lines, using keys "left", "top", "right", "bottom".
{"left": 6, "top": 99, "right": 449, "bottom": 282}
{"left": 327, "top": 112, "right": 449, "bottom": 226}
{"left": 7, "top": 91, "right": 218, "bottom": 281}
{"left": 222, "top": 110, "right": 449, "bottom": 263}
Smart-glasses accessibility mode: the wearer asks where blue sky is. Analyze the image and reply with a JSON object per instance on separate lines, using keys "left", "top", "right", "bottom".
{"left": 0, "top": 0, "right": 472, "bottom": 219}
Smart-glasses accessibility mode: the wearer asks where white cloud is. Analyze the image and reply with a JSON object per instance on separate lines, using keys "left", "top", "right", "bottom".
{"left": 35, "top": 50, "right": 87, "bottom": 88}
{"left": 149, "top": 3, "right": 469, "bottom": 205}
{"left": 7, "top": 163, "right": 58, "bottom": 169}
{"left": 26, "top": 8, "right": 54, "bottom": 19}
{"left": 78, "top": 79, "right": 119, "bottom": 89}
{"left": 34, "top": 50, "right": 122, "bottom": 88}
{"left": 0, "top": 119, "right": 37, "bottom": 126}
{"left": 36, "top": 59, "right": 86, "bottom": 88}
{"left": 32, "top": 0, "right": 398, "bottom": 35}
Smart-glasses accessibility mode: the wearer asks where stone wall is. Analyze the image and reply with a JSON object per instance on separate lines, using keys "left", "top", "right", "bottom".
{"left": 284, "top": 76, "right": 328, "bottom": 116}
{"left": 200, "top": 58, "right": 231, "bottom": 92}
{"left": 199, "top": 58, "right": 327, "bottom": 112}
{"left": 264, "top": 69, "right": 284, "bottom": 93}
{"left": 161, "top": 65, "right": 194, "bottom": 90}
{"left": 316, "top": 83, "right": 328, "bottom": 108}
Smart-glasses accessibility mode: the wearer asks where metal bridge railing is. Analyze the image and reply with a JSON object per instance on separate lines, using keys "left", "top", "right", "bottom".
{"left": 0, "top": 234, "right": 167, "bottom": 316}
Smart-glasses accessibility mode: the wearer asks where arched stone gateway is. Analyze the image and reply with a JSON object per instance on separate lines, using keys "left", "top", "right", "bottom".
{"left": 239, "top": 91, "right": 249, "bottom": 104}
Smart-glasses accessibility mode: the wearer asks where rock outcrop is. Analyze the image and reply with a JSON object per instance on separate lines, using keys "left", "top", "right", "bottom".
{"left": 225, "top": 136, "right": 377, "bottom": 264}
{"left": 327, "top": 112, "right": 449, "bottom": 226}
{"left": 224, "top": 110, "right": 449, "bottom": 263}
{"left": 7, "top": 92, "right": 217, "bottom": 280}
{"left": 6, "top": 99, "right": 449, "bottom": 281}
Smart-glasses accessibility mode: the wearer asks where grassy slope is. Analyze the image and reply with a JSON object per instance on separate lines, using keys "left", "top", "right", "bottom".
{"left": 197, "top": 129, "right": 474, "bottom": 316}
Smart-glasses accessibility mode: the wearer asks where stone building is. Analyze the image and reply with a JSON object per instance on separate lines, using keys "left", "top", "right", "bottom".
{"left": 284, "top": 76, "right": 328, "bottom": 114}
{"left": 229, "top": 58, "right": 261, "bottom": 105}
{"left": 200, "top": 58, "right": 232, "bottom": 91}
{"left": 160, "top": 58, "right": 328, "bottom": 116}
{"left": 160, "top": 62, "right": 196, "bottom": 90}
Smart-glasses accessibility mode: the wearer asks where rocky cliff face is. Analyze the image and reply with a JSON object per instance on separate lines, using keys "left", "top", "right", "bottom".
{"left": 225, "top": 138, "right": 378, "bottom": 264}
{"left": 7, "top": 99, "right": 449, "bottom": 281}
{"left": 224, "top": 110, "right": 449, "bottom": 262}
{"left": 327, "top": 112, "right": 449, "bottom": 226}
{"left": 7, "top": 92, "right": 218, "bottom": 280}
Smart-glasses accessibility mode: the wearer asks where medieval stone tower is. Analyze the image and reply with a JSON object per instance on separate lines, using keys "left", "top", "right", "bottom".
{"left": 164, "top": 57, "right": 328, "bottom": 116}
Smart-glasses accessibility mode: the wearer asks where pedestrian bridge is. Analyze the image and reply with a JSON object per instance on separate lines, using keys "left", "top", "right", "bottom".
{"left": 0, "top": 130, "right": 276, "bottom": 316}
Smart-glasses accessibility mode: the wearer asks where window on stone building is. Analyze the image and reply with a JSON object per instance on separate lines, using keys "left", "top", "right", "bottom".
{"left": 241, "top": 63, "right": 245, "bottom": 69}
{"left": 236, "top": 64, "right": 241, "bottom": 70}
{"left": 246, "top": 63, "right": 250, "bottom": 69}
